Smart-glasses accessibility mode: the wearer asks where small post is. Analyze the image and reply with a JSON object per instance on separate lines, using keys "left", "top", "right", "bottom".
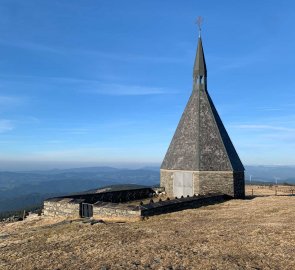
{"left": 251, "top": 189, "right": 254, "bottom": 196}
{"left": 22, "top": 210, "right": 26, "bottom": 221}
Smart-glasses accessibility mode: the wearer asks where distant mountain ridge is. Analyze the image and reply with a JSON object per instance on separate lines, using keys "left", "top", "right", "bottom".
{"left": 1, "top": 165, "right": 295, "bottom": 215}
{"left": 0, "top": 167, "right": 160, "bottom": 214}
{"left": 15, "top": 166, "right": 121, "bottom": 175}
{"left": 244, "top": 165, "right": 295, "bottom": 183}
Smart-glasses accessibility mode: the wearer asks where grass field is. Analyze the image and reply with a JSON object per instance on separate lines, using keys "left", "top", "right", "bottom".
{"left": 1, "top": 185, "right": 294, "bottom": 270}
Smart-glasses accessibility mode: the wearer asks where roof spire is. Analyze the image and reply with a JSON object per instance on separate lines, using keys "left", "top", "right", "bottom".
{"left": 196, "top": 16, "right": 203, "bottom": 38}
{"left": 193, "top": 17, "right": 207, "bottom": 83}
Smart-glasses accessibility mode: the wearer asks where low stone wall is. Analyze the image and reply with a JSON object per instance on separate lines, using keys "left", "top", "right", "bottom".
{"left": 43, "top": 198, "right": 83, "bottom": 218}
{"left": 92, "top": 194, "right": 229, "bottom": 219}
{"left": 43, "top": 188, "right": 232, "bottom": 220}
{"left": 43, "top": 187, "right": 154, "bottom": 218}
{"left": 93, "top": 202, "right": 141, "bottom": 221}
{"left": 139, "top": 194, "right": 230, "bottom": 217}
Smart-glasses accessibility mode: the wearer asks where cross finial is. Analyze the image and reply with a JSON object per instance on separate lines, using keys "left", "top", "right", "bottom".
{"left": 196, "top": 16, "right": 203, "bottom": 37}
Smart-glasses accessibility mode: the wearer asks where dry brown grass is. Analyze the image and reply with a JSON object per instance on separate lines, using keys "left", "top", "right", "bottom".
{"left": 1, "top": 185, "right": 294, "bottom": 270}
{"left": 246, "top": 184, "right": 295, "bottom": 196}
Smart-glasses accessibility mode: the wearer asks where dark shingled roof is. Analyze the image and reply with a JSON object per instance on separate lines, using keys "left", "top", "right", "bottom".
{"left": 161, "top": 37, "right": 244, "bottom": 172}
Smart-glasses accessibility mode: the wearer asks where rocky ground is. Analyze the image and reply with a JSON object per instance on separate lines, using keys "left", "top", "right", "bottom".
{"left": 1, "top": 185, "right": 294, "bottom": 270}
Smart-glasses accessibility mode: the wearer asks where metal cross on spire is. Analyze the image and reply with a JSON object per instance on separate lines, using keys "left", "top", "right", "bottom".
{"left": 196, "top": 16, "right": 203, "bottom": 37}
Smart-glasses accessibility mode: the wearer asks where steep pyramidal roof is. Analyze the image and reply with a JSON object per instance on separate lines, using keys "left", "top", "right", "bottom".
{"left": 161, "top": 37, "right": 244, "bottom": 172}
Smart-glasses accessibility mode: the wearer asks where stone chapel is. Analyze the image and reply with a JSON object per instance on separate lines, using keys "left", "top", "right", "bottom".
{"left": 160, "top": 33, "right": 245, "bottom": 199}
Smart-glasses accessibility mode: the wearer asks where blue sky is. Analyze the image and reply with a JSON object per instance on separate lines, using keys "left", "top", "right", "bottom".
{"left": 0, "top": 0, "right": 295, "bottom": 170}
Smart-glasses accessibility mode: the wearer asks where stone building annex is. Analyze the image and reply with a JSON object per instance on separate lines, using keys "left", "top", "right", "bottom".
{"left": 43, "top": 30, "right": 245, "bottom": 220}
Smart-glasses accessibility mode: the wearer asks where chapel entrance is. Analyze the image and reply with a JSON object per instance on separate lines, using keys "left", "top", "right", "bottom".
{"left": 81, "top": 203, "right": 93, "bottom": 218}
{"left": 173, "top": 171, "right": 193, "bottom": 198}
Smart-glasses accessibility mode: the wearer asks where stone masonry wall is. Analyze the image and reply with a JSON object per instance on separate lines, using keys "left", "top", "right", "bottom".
{"left": 93, "top": 204, "right": 141, "bottom": 221}
{"left": 161, "top": 169, "right": 245, "bottom": 199}
{"left": 198, "top": 171, "right": 245, "bottom": 198}
{"left": 198, "top": 171, "right": 234, "bottom": 196}
{"left": 43, "top": 199, "right": 81, "bottom": 218}
{"left": 160, "top": 169, "right": 174, "bottom": 197}
{"left": 193, "top": 172, "right": 200, "bottom": 195}
{"left": 233, "top": 171, "right": 245, "bottom": 198}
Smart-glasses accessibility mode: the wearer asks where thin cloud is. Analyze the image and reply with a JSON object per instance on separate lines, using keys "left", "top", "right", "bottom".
{"left": 0, "top": 39, "right": 62, "bottom": 54}
{"left": 91, "top": 83, "right": 170, "bottom": 96}
{"left": 0, "top": 39, "right": 183, "bottom": 63}
{"left": 0, "top": 75, "right": 176, "bottom": 96}
{"left": 211, "top": 54, "right": 264, "bottom": 71}
{"left": 40, "top": 120, "right": 139, "bottom": 135}
{"left": 64, "top": 128, "right": 90, "bottom": 135}
{"left": 0, "top": 119, "right": 14, "bottom": 133}
{"left": 81, "top": 49, "right": 184, "bottom": 64}
{"left": 40, "top": 127, "right": 90, "bottom": 135}
{"left": 210, "top": 44, "right": 274, "bottom": 72}
{"left": 256, "top": 103, "right": 295, "bottom": 112}
{"left": 45, "top": 140, "right": 64, "bottom": 144}
{"left": 233, "top": 124, "right": 295, "bottom": 132}
{"left": 0, "top": 95, "right": 24, "bottom": 106}
{"left": 257, "top": 107, "right": 283, "bottom": 112}
{"left": 28, "top": 147, "right": 117, "bottom": 161}
{"left": 263, "top": 134, "right": 295, "bottom": 142}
